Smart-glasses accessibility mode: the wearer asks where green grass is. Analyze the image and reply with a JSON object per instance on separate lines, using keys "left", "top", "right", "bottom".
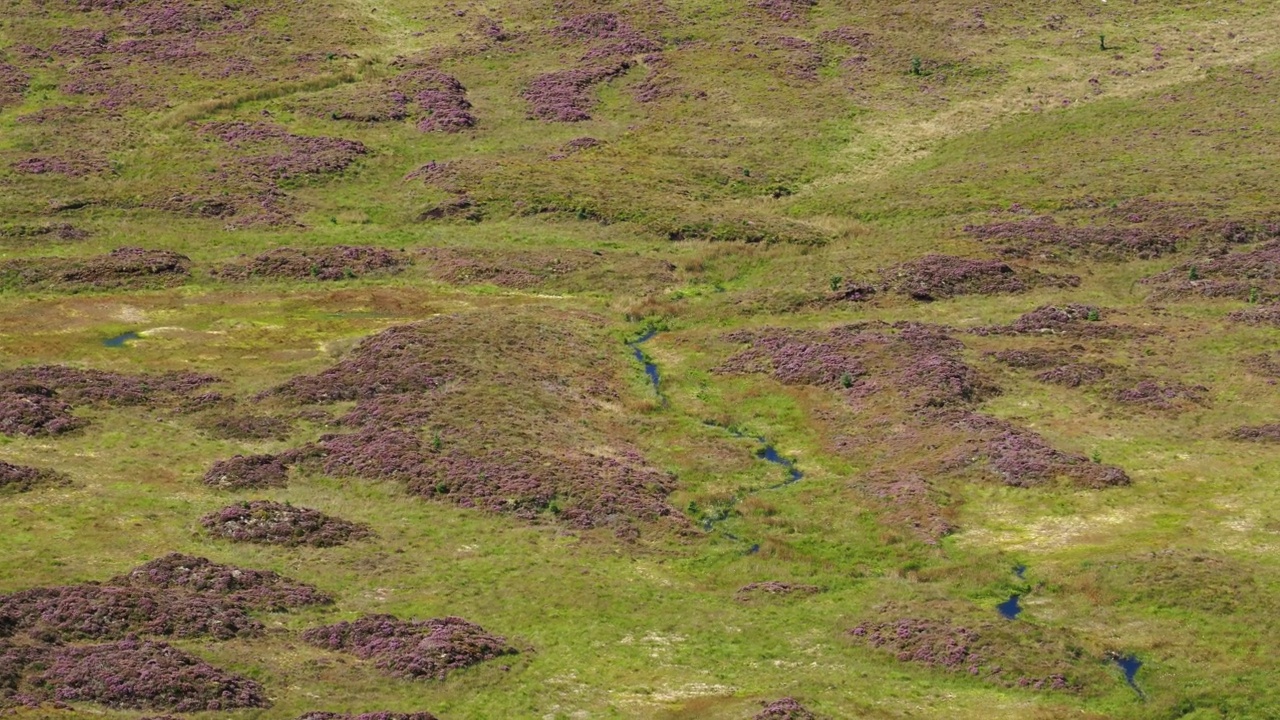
{"left": 3, "top": 0, "right": 1280, "bottom": 717}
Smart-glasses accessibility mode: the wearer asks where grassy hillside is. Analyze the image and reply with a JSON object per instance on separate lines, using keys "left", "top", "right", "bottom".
{"left": 1, "top": 0, "right": 1279, "bottom": 718}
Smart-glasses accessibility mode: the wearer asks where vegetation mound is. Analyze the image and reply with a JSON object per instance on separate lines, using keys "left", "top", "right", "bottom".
{"left": 212, "top": 246, "right": 409, "bottom": 282}
{"left": 0, "top": 248, "right": 191, "bottom": 291}
{"left": 196, "top": 412, "right": 292, "bottom": 441}
{"left": 754, "top": 697, "right": 818, "bottom": 720}
{"left": 880, "top": 255, "right": 1078, "bottom": 301}
{"left": 202, "top": 501, "right": 372, "bottom": 547}
{"left": 736, "top": 582, "right": 821, "bottom": 600}
{"left": 1143, "top": 241, "right": 1280, "bottom": 301}
{"left": 297, "top": 714, "right": 440, "bottom": 720}
{"left": 203, "top": 453, "right": 292, "bottom": 489}
{"left": 0, "top": 461, "right": 68, "bottom": 493}
{"left": 302, "top": 614, "right": 516, "bottom": 680}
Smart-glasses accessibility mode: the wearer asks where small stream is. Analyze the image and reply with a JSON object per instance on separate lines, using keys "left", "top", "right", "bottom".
{"left": 103, "top": 331, "right": 140, "bottom": 348}
{"left": 627, "top": 329, "right": 663, "bottom": 401}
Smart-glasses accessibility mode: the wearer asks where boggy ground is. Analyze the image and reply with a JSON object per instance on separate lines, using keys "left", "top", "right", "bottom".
{"left": 3, "top": 0, "right": 1280, "bottom": 718}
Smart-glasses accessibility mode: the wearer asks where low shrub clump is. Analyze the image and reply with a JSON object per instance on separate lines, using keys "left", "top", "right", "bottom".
{"left": 880, "top": 255, "right": 1078, "bottom": 301}
{"left": 212, "top": 246, "right": 409, "bottom": 282}
{"left": 736, "top": 582, "right": 821, "bottom": 600}
{"left": 0, "top": 386, "right": 85, "bottom": 437}
{"left": 522, "top": 62, "right": 633, "bottom": 122}
{"left": 201, "top": 501, "right": 372, "bottom": 547}
{"left": 1142, "top": 241, "right": 1280, "bottom": 301}
{"left": 296, "top": 713, "right": 440, "bottom": 720}
{"left": 196, "top": 412, "right": 292, "bottom": 440}
{"left": 0, "top": 584, "right": 262, "bottom": 641}
{"left": 1110, "top": 379, "right": 1208, "bottom": 411}
{"left": 0, "top": 248, "right": 191, "bottom": 291}
{"left": 1227, "top": 424, "right": 1280, "bottom": 443}
{"left": 965, "top": 215, "right": 1180, "bottom": 260}
{"left": 972, "top": 304, "right": 1110, "bottom": 336}
{"left": 30, "top": 637, "right": 268, "bottom": 712}
{"left": 301, "top": 614, "right": 516, "bottom": 680}
{"left": 0, "top": 461, "right": 68, "bottom": 493}
{"left": 202, "top": 453, "right": 292, "bottom": 489}
{"left": 113, "top": 553, "right": 332, "bottom": 610}
{"left": 0, "top": 365, "right": 216, "bottom": 407}
{"left": 755, "top": 697, "right": 819, "bottom": 720}
{"left": 950, "top": 412, "right": 1130, "bottom": 489}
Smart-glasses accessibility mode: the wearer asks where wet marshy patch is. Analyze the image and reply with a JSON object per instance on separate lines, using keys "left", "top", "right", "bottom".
{"left": 102, "top": 330, "right": 139, "bottom": 348}
{"left": 628, "top": 328, "right": 663, "bottom": 399}
{"left": 301, "top": 614, "right": 516, "bottom": 681}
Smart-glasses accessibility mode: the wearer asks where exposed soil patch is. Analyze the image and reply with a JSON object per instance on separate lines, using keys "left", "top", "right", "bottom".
{"left": 212, "top": 246, "right": 409, "bottom": 282}
{"left": 735, "top": 582, "right": 821, "bottom": 600}
{"left": 196, "top": 412, "right": 292, "bottom": 441}
{"left": 755, "top": 697, "right": 818, "bottom": 720}
{"left": 301, "top": 614, "right": 516, "bottom": 680}
{"left": 1142, "top": 241, "right": 1280, "bottom": 302}
{"left": 0, "top": 248, "right": 191, "bottom": 291}
{"left": 880, "top": 255, "right": 1078, "bottom": 301}
{"left": 523, "top": 61, "right": 633, "bottom": 122}
{"left": 0, "top": 461, "right": 68, "bottom": 493}
{"left": 202, "top": 453, "right": 292, "bottom": 490}
{"left": 202, "top": 500, "right": 372, "bottom": 547}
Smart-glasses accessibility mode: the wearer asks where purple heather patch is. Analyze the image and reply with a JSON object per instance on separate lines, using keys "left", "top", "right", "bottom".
{"left": 301, "top": 614, "right": 516, "bottom": 681}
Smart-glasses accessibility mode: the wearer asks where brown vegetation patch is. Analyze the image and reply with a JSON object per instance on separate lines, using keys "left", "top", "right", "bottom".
{"left": 735, "top": 582, "right": 821, "bottom": 600}
{"left": 0, "top": 248, "right": 190, "bottom": 291}
{"left": 0, "top": 461, "right": 68, "bottom": 493}
{"left": 212, "top": 246, "right": 409, "bottom": 282}
{"left": 880, "top": 255, "right": 1078, "bottom": 301}
{"left": 1227, "top": 304, "right": 1280, "bottom": 327}
{"left": 755, "top": 697, "right": 818, "bottom": 720}
{"left": 1226, "top": 424, "right": 1280, "bottom": 443}
{"left": 1142, "top": 241, "right": 1280, "bottom": 302}
{"left": 201, "top": 500, "right": 372, "bottom": 547}
{"left": 301, "top": 614, "right": 516, "bottom": 681}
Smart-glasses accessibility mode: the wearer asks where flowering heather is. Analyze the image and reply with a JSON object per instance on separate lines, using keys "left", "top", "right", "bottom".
{"left": 1227, "top": 424, "right": 1280, "bottom": 443}
{"left": 862, "top": 471, "right": 956, "bottom": 542}
{"left": 301, "top": 614, "right": 516, "bottom": 680}
{"left": 755, "top": 0, "right": 816, "bottom": 22}
{"left": 0, "top": 387, "right": 85, "bottom": 437}
{"left": 0, "top": 62, "right": 30, "bottom": 108}
{"left": 1111, "top": 379, "right": 1209, "bottom": 411}
{"left": 0, "top": 584, "right": 262, "bottom": 640}
{"left": 50, "top": 29, "right": 110, "bottom": 57}
{"left": 755, "top": 697, "right": 818, "bottom": 720}
{"left": 880, "top": 254, "right": 1078, "bottom": 301}
{"left": 202, "top": 122, "right": 367, "bottom": 183}
{"left": 633, "top": 53, "right": 678, "bottom": 103}
{"left": 1034, "top": 363, "right": 1111, "bottom": 388}
{"left": 202, "top": 453, "right": 291, "bottom": 490}
{"left": 0, "top": 247, "right": 191, "bottom": 291}
{"left": 986, "top": 348, "right": 1069, "bottom": 370}
{"left": 965, "top": 215, "right": 1180, "bottom": 261}
{"left": 1227, "top": 304, "right": 1280, "bottom": 326}
{"left": 718, "top": 322, "right": 997, "bottom": 407}
{"left": 550, "top": 13, "right": 661, "bottom": 61}
{"left": 201, "top": 500, "right": 372, "bottom": 547}
{"left": 972, "top": 304, "right": 1107, "bottom": 336}
{"left": 11, "top": 154, "right": 110, "bottom": 178}
{"left": 196, "top": 412, "right": 291, "bottom": 440}
{"left": 113, "top": 553, "right": 331, "bottom": 610}
{"left": 818, "top": 27, "right": 871, "bottom": 47}
{"left": 212, "top": 245, "right": 409, "bottom": 281}
{"left": 0, "top": 365, "right": 216, "bottom": 407}
{"left": 950, "top": 412, "right": 1130, "bottom": 488}
{"left": 401, "top": 71, "right": 475, "bottom": 132}
{"left": 549, "top": 136, "right": 602, "bottom": 160}
{"left": 0, "top": 223, "right": 90, "bottom": 243}
{"left": 0, "top": 461, "right": 68, "bottom": 493}
{"left": 736, "top": 582, "right": 821, "bottom": 600}
{"left": 267, "top": 323, "right": 451, "bottom": 403}
{"left": 31, "top": 637, "right": 267, "bottom": 711}
{"left": 849, "top": 616, "right": 1084, "bottom": 691}
{"left": 755, "top": 36, "right": 824, "bottom": 81}
{"left": 1144, "top": 241, "right": 1280, "bottom": 301}
{"left": 523, "top": 62, "right": 632, "bottom": 122}
{"left": 298, "top": 714, "right": 439, "bottom": 720}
